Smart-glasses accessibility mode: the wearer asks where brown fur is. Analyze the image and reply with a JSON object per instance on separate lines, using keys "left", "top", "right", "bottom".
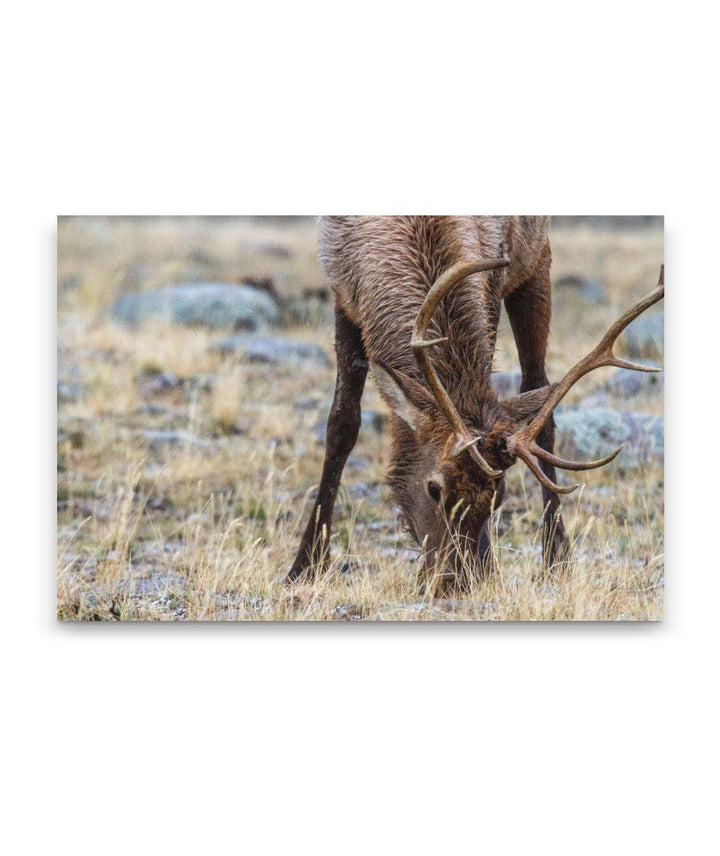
{"left": 288, "top": 216, "right": 566, "bottom": 594}
{"left": 321, "top": 216, "right": 549, "bottom": 410}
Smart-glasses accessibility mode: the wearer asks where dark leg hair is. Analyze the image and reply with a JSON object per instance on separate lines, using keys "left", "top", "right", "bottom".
{"left": 287, "top": 306, "right": 368, "bottom": 581}
{"left": 504, "top": 262, "right": 570, "bottom": 569}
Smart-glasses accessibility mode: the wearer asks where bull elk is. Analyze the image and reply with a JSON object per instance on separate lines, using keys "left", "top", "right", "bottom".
{"left": 288, "top": 216, "right": 663, "bottom": 595}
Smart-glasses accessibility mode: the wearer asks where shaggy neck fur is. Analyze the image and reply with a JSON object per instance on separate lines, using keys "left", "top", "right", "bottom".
{"left": 319, "top": 215, "right": 549, "bottom": 431}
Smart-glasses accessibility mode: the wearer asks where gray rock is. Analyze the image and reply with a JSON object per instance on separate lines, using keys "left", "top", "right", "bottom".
{"left": 110, "top": 283, "right": 280, "bottom": 330}
{"left": 619, "top": 313, "right": 664, "bottom": 359}
{"left": 554, "top": 273, "right": 608, "bottom": 305}
{"left": 606, "top": 365, "right": 663, "bottom": 398}
{"left": 209, "top": 333, "right": 331, "bottom": 367}
{"left": 554, "top": 407, "right": 663, "bottom": 469}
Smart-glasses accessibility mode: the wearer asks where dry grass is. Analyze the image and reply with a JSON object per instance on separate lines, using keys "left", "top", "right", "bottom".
{"left": 57, "top": 216, "right": 664, "bottom": 621}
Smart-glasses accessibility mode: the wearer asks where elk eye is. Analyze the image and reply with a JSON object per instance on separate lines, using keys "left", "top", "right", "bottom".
{"left": 426, "top": 479, "right": 443, "bottom": 504}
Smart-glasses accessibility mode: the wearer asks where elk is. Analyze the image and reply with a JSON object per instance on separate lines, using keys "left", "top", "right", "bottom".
{"left": 288, "top": 216, "right": 663, "bottom": 595}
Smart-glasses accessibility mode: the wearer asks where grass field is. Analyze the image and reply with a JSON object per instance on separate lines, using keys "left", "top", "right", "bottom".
{"left": 57, "top": 216, "right": 664, "bottom": 620}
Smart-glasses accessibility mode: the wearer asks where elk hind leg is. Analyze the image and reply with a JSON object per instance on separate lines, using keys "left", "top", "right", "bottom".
{"left": 504, "top": 272, "right": 570, "bottom": 570}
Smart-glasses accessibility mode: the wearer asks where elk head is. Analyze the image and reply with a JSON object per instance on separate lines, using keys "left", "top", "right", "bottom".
{"left": 371, "top": 260, "right": 664, "bottom": 595}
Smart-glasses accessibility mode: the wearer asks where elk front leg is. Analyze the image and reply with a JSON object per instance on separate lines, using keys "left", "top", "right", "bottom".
{"left": 287, "top": 306, "right": 368, "bottom": 581}
{"left": 504, "top": 266, "right": 570, "bottom": 569}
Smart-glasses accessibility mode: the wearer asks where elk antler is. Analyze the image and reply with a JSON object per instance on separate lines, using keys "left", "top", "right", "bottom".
{"left": 505, "top": 265, "right": 665, "bottom": 495}
{"left": 411, "top": 258, "right": 511, "bottom": 478}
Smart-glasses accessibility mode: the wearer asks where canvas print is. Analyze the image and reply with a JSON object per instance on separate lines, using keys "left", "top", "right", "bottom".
{"left": 57, "top": 216, "right": 664, "bottom": 621}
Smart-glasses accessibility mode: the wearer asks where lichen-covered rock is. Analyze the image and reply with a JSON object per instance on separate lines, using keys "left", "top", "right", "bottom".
{"left": 110, "top": 283, "right": 280, "bottom": 330}
{"left": 554, "top": 407, "right": 663, "bottom": 469}
{"left": 209, "top": 333, "right": 331, "bottom": 367}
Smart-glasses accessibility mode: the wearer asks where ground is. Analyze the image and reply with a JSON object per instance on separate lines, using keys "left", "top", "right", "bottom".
{"left": 57, "top": 216, "right": 664, "bottom": 620}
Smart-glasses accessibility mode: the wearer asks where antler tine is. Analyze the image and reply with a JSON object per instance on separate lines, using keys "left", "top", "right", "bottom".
{"left": 530, "top": 441, "right": 623, "bottom": 471}
{"left": 411, "top": 258, "right": 510, "bottom": 478}
{"left": 506, "top": 265, "right": 664, "bottom": 494}
{"left": 513, "top": 444, "right": 578, "bottom": 495}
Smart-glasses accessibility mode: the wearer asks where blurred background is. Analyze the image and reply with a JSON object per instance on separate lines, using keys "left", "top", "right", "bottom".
{"left": 57, "top": 216, "right": 663, "bottom": 620}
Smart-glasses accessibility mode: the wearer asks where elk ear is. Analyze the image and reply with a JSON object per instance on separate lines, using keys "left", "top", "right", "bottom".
{"left": 501, "top": 385, "right": 555, "bottom": 425}
{"left": 370, "top": 361, "right": 433, "bottom": 430}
